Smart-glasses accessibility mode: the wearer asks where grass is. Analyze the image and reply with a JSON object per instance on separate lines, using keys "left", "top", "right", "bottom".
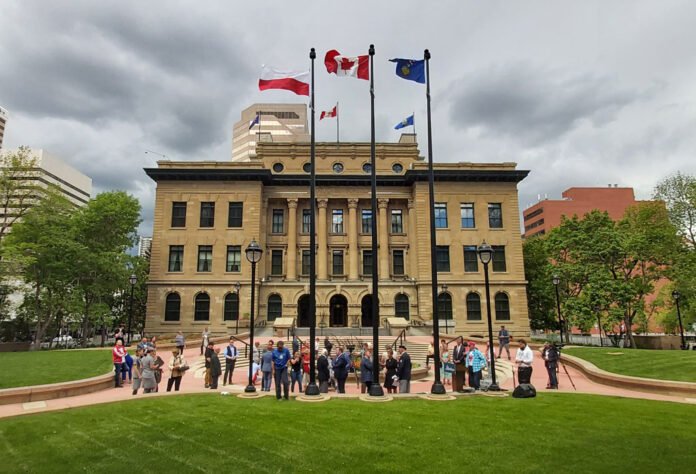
{"left": 0, "top": 349, "right": 113, "bottom": 389}
{"left": 563, "top": 347, "right": 696, "bottom": 382}
{"left": 1, "top": 394, "right": 695, "bottom": 473}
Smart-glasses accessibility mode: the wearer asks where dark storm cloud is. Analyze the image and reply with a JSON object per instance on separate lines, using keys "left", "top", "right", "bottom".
{"left": 447, "top": 62, "right": 646, "bottom": 146}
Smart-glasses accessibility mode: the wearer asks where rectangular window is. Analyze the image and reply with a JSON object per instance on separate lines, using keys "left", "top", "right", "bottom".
{"left": 362, "top": 250, "right": 373, "bottom": 275}
{"left": 226, "top": 245, "right": 241, "bottom": 272}
{"left": 332, "top": 209, "right": 344, "bottom": 233}
{"left": 272, "top": 209, "right": 284, "bottom": 234}
{"left": 302, "top": 250, "right": 311, "bottom": 276}
{"left": 436, "top": 246, "right": 450, "bottom": 272}
{"left": 171, "top": 202, "right": 186, "bottom": 227}
{"left": 361, "top": 210, "right": 372, "bottom": 234}
{"left": 168, "top": 245, "right": 184, "bottom": 272}
{"left": 492, "top": 245, "right": 507, "bottom": 272}
{"left": 463, "top": 246, "right": 479, "bottom": 272}
{"left": 460, "top": 203, "right": 475, "bottom": 229}
{"left": 488, "top": 203, "right": 503, "bottom": 228}
{"left": 197, "top": 245, "right": 213, "bottom": 272}
{"left": 228, "top": 202, "right": 243, "bottom": 227}
{"left": 271, "top": 250, "right": 283, "bottom": 275}
{"left": 302, "top": 209, "right": 311, "bottom": 233}
{"left": 200, "top": 202, "right": 215, "bottom": 227}
{"left": 332, "top": 250, "right": 344, "bottom": 275}
{"left": 434, "top": 203, "right": 448, "bottom": 228}
{"left": 393, "top": 249, "right": 405, "bottom": 276}
{"left": 391, "top": 209, "right": 403, "bottom": 233}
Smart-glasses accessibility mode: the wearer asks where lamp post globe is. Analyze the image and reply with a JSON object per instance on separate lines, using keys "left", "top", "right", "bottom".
{"left": 245, "top": 239, "right": 263, "bottom": 393}
{"left": 477, "top": 241, "right": 499, "bottom": 391}
{"left": 126, "top": 273, "right": 137, "bottom": 345}
{"left": 672, "top": 290, "right": 686, "bottom": 350}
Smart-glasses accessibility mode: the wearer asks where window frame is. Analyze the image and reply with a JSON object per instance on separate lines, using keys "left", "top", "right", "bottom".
{"left": 197, "top": 245, "right": 213, "bottom": 272}
{"left": 226, "top": 245, "right": 241, "bottom": 273}
{"left": 168, "top": 245, "right": 184, "bottom": 272}
{"left": 434, "top": 203, "right": 448, "bottom": 228}
{"left": 301, "top": 249, "right": 311, "bottom": 276}
{"left": 332, "top": 250, "right": 344, "bottom": 276}
{"left": 267, "top": 294, "right": 282, "bottom": 321}
{"left": 362, "top": 249, "right": 373, "bottom": 275}
{"left": 436, "top": 245, "right": 450, "bottom": 272}
{"left": 228, "top": 202, "right": 243, "bottom": 228}
{"left": 392, "top": 249, "right": 405, "bottom": 276}
{"left": 200, "top": 202, "right": 215, "bottom": 228}
{"left": 194, "top": 293, "right": 210, "bottom": 321}
{"left": 438, "top": 292, "right": 453, "bottom": 320}
{"left": 164, "top": 293, "right": 181, "bottom": 321}
{"left": 492, "top": 245, "right": 507, "bottom": 272}
{"left": 488, "top": 203, "right": 503, "bottom": 229}
{"left": 361, "top": 209, "right": 372, "bottom": 234}
{"left": 395, "top": 294, "right": 409, "bottom": 319}
{"left": 466, "top": 292, "right": 482, "bottom": 321}
{"left": 302, "top": 209, "right": 311, "bottom": 234}
{"left": 223, "top": 293, "right": 240, "bottom": 321}
{"left": 271, "top": 249, "right": 283, "bottom": 276}
{"left": 331, "top": 209, "right": 344, "bottom": 234}
{"left": 495, "top": 292, "right": 511, "bottom": 320}
{"left": 460, "top": 203, "right": 475, "bottom": 229}
{"left": 391, "top": 209, "right": 403, "bottom": 233}
{"left": 271, "top": 208, "right": 284, "bottom": 234}
{"left": 171, "top": 202, "right": 187, "bottom": 228}
{"left": 463, "top": 245, "right": 479, "bottom": 272}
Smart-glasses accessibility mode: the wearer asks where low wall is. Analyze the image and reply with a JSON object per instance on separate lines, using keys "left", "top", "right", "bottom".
{"left": 0, "top": 371, "right": 114, "bottom": 406}
{"left": 633, "top": 335, "right": 683, "bottom": 350}
{"left": 0, "top": 342, "right": 31, "bottom": 353}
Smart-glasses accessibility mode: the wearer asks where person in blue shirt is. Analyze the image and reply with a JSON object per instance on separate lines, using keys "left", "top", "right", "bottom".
{"left": 465, "top": 341, "right": 487, "bottom": 390}
{"left": 260, "top": 341, "right": 274, "bottom": 392}
{"left": 272, "top": 340, "right": 292, "bottom": 400}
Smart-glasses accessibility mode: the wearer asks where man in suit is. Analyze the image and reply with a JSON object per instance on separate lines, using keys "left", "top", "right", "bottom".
{"left": 209, "top": 347, "right": 222, "bottom": 389}
{"left": 452, "top": 336, "right": 467, "bottom": 392}
{"left": 333, "top": 346, "right": 349, "bottom": 394}
{"left": 204, "top": 341, "right": 215, "bottom": 388}
{"left": 317, "top": 349, "right": 330, "bottom": 393}
{"left": 396, "top": 345, "right": 412, "bottom": 393}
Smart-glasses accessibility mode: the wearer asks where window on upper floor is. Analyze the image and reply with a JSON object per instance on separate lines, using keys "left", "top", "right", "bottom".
{"left": 168, "top": 246, "right": 184, "bottom": 272}
{"left": 171, "top": 202, "right": 186, "bottom": 227}
{"left": 361, "top": 210, "right": 372, "bottom": 234}
{"left": 271, "top": 250, "right": 283, "bottom": 275}
{"left": 332, "top": 209, "right": 344, "bottom": 233}
{"left": 434, "top": 203, "right": 448, "bottom": 228}
{"left": 460, "top": 203, "right": 475, "bottom": 229}
{"left": 436, "top": 246, "right": 450, "bottom": 272}
{"left": 391, "top": 209, "right": 403, "bottom": 233}
{"left": 272, "top": 209, "right": 284, "bottom": 234}
{"left": 492, "top": 245, "right": 506, "bottom": 272}
{"left": 488, "top": 203, "right": 503, "bottom": 229}
{"left": 228, "top": 202, "right": 243, "bottom": 228}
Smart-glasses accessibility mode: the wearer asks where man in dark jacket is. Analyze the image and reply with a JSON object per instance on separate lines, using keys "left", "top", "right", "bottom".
{"left": 542, "top": 342, "right": 559, "bottom": 389}
{"left": 333, "top": 346, "right": 349, "bottom": 394}
{"left": 360, "top": 349, "right": 373, "bottom": 393}
{"left": 209, "top": 347, "right": 222, "bottom": 389}
{"left": 204, "top": 341, "right": 215, "bottom": 388}
{"left": 396, "top": 345, "right": 412, "bottom": 393}
{"left": 317, "top": 349, "right": 330, "bottom": 393}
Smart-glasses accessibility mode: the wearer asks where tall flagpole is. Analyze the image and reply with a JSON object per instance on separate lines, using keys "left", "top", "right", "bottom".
{"left": 305, "top": 47, "right": 320, "bottom": 396}
{"left": 368, "top": 44, "right": 385, "bottom": 397}
{"left": 425, "top": 49, "right": 446, "bottom": 395}
{"left": 256, "top": 111, "right": 261, "bottom": 150}
{"left": 336, "top": 102, "right": 340, "bottom": 145}
{"left": 413, "top": 111, "right": 416, "bottom": 137}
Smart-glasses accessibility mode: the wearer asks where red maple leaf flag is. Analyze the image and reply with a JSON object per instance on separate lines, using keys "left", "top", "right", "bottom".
{"left": 320, "top": 105, "right": 337, "bottom": 120}
{"left": 324, "top": 50, "right": 369, "bottom": 80}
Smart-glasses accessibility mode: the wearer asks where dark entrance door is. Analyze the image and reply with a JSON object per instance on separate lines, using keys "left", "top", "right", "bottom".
{"left": 297, "top": 295, "right": 310, "bottom": 327}
{"left": 329, "top": 295, "right": 348, "bottom": 327}
{"left": 361, "top": 295, "right": 373, "bottom": 327}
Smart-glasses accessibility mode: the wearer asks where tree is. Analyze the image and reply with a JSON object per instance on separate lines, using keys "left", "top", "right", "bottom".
{"left": 0, "top": 146, "right": 39, "bottom": 242}
{"left": 523, "top": 236, "right": 557, "bottom": 330}
{"left": 654, "top": 172, "right": 696, "bottom": 248}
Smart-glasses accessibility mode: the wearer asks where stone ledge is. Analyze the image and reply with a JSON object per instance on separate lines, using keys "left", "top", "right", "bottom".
{"left": 0, "top": 372, "right": 114, "bottom": 406}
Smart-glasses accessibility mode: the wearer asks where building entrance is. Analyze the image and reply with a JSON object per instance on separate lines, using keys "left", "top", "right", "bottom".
{"left": 297, "top": 295, "right": 310, "bottom": 327}
{"left": 329, "top": 295, "right": 348, "bottom": 327}
{"left": 361, "top": 294, "right": 374, "bottom": 327}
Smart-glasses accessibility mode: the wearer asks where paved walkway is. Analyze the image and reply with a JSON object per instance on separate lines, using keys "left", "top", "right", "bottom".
{"left": 1, "top": 336, "right": 694, "bottom": 419}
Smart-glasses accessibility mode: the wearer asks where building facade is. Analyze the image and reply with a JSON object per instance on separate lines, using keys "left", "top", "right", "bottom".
{"left": 145, "top": 140, "right": 530, "bottom": 337}
{"left": 138, "top": 236, "right": 153, "bottom": 258}
{"left": 523, "top": 186, "right": 646, "bottom": 238}
{"left": 0, "top": 106, "right": 7, "bottom": 150}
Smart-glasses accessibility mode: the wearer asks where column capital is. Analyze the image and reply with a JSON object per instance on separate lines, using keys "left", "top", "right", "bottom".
{"left": 347, "top": 198, "right": 359, "bottom": 209}
{"left": 378, "top": 198, "right": 390, "bottom": 209}
{"left": 287, "top": 198, "right": 298, "bottom": 209}
{"left": 318, "top": 198, "right": 329, "bottom": 209}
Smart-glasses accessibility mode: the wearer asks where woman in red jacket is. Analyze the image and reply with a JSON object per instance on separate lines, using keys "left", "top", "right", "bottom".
{"left": 112, "top": 340, "right": 127, "bottom": 388}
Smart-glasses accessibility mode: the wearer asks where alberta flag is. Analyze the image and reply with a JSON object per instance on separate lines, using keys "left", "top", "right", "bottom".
{"left": 249, "top": 114, "right": 260, "bottom": 129}
{"left": 389, "top": 58, "right": 425, "bottom": 84}
{"left": 394, "top": 114, "right": 414, "bottom": 130}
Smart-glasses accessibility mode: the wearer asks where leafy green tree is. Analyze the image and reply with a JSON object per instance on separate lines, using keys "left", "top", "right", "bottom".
{"left": 654, "top": 172, "right": 696, "bottom": 248}
{"left": 523, "top": 236, "right": 557, "bottom": 330}
{"left": 0, "top": 146, "right": 39, "bottom": 242}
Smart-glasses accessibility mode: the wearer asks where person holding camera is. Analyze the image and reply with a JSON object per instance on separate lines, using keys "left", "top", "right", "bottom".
{"left": 542, "top": 342, "right": 559, "bottom": 389}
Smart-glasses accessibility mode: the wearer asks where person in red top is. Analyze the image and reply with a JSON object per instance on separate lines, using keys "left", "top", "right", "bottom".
{"left": 112, "top": 339, "right": 127, "bottom": 388}
{"left": 301, "top": 348, "right": 311, "bottom": 390}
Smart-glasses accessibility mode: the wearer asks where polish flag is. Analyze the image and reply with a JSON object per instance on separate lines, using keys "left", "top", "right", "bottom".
{"left": 258, "top": 66, "right": 310, "bottom": 96}
{"left": 324, "top": 50, "right": 369, "bottom": 80}
{"left": 320, "top": 105, "right": 337, "bottom": 120}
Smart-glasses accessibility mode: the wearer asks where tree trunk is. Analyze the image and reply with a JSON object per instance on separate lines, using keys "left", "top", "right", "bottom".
{"left": 624, "top": 315, "right": 636, "bottom": 349}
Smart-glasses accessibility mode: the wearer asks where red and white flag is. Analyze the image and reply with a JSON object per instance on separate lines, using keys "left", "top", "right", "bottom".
{"left": 320, "top": 105, "right": 337, "bottom": 120}
{"left": 258, "top": 66, "right": 310, "bottom": 96}
{"left": 324, "top": 50, "right": 369, "bottom": 80}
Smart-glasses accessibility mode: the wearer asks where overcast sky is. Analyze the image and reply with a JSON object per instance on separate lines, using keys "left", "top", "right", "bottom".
{"left": 2, "top": 0, "right": 695, "bottom": 235}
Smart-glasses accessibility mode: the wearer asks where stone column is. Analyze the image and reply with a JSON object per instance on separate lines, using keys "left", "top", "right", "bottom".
{"left": 347, "top": 198, "right": 359, "bottom": 280}
{"left": 408, "top": 199, "right": 417, "bottom": 278}
{"left": 286, "top": 198, "right": 298, "bottom": 280}
{"left": 378, "top": 198, "right": 390, "bottom": 280}
{"left": 317, "top": 198, "right": 328, "bottom": 280}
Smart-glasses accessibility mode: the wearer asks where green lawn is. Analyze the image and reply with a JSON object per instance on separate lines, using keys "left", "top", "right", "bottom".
{"left": 563, "top": 347, "right": 696, "bottom": 382}
{"left": 0, "top": 349, "right": 113, "bottom": 389}
{"left": 1, "top": 394, "right": 695, "bottom": 473}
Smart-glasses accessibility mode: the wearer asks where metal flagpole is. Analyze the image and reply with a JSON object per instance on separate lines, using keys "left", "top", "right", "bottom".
{"left": 256, "top": 111, "right": 261, "bottom": 154}
{"left": 336, "top": 102, "right": 340, "bottom": 145}
{"left": 412, "top": 111, "right": 416, "bottom": 138}
{"left": 305, "top": 48, "right": 320, "bottom": 396}
{"left": 425, "top": 49, "right": 446, "bottom": 395}
{"left": 368, "top": 44, "right": 385, "bottom": 397}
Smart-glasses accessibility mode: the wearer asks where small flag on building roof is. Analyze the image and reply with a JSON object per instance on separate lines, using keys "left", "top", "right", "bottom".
{"left": 394, "top": 114, "right": 414, "bottom": 130}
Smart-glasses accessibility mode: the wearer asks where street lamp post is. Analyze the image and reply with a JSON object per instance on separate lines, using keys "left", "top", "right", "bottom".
{"left": 441, "top": 284, "right": 449, "bottom": 334}
{"left": 594, "top": 305, "right": 603, "bottom": 347}
{"left": 672, "top": 290, "right": 686, "bottom": 350}
{"left": 127, "top": 274, "right": 137, "bottom": 345}
{"left": 552, "top": 275, "right": 564, "bottom": 344}
{"left": 477, "top": 241, "right": 499, "bottom": 391}
{"left": 234, "top": 281, "right": 241, "bottom": 334}
{"left": 245, "top": 239, "right": 263, "bottom": 393}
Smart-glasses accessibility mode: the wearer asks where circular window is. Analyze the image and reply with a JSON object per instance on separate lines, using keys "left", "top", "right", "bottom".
{"left": 362, "top": 163, "right": 372, "bottom": 173}
{"left": 302, "top": 162, "right": 311, "bottom": 173}
{"left": 392, "top": 163, "right": 404, "bottom": 174}
{"left": 272, "top": 163, "right": 284, "bottom": 173}
{"left": 332, "top": 162, "right": 344, "bottom": 174}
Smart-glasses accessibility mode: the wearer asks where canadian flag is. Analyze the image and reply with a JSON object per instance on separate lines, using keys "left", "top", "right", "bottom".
{"left": 258, "top": 66, "right": 310, "bottom": 96}
{"left": 324, "top": 50, "right": 369, "bottom": 80}
{"left": 320, "top": 105, "right": 337, "bottom": 120}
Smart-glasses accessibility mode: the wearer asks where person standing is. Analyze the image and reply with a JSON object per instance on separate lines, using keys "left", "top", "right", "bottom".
{"left": 141, "top": 349, "right": 157, "bottom": 394}
{"left": 167, "top": 349, "right": 187, "bottom": 392}
{"left": 204, "top": 341, "right": 215, "bottom": 388}
{"left": 515, "top": 339, "right": 534, "bottom": 384}
{"left": 289, "top": 351, "right": 303, "bottom": 393}
{"left": 121, "top": 349, "right": 133, "bottom": 385}
{"left": 324, "top": 336, "right": 333, "bottom": 356}
{"left": 112, "top": 339, "right": 127, "bottom": 388}
{"left": 261, "top": 342, "right": 274, "bottom": 391}
{"left": 175, "top": 331, "right": 186, "bottom": 354}
{"left": 542, "top": 342, "right": 559, "bottom": 389}
{"left": 451, "top": 336, "right": 467, "bottom": 392}
{"left": 498, "top": 325, "right": 511, "bottom": 360}
{"left": 152, "top": 349, "right": 165, "bottom": 393}
{"left": 301, "top": 349, "right": 311, "bottom": 390}
{"left": 201, "top": 327, "right": 210, "bottom": 356}
{"left": 396, "top": 345, "right": 412, "bottom": 394}
{"left": 209, "top": 347, "right": 222, "bottom": 389}
{"left": 223, "top": 338, "right": 238, "bottom": 386}
{"left": 317, "top": 349, "right": 330, "bottom": 393}
{"left": 425, "top": 341, "right": 435, "bottom": 368}
{"left": 137, "top": 337, "right": 149, "bottom": 353}
{"left": 440, "top": 344, "right": 450, "bottom": 386}
{"left": 360, "top": 349, "right": 373, "bottom": 393}
{"left": 253, "top": 341, "right": 261, "bottom": 366}
{"left": 131, "top": 348, "right": 143, "bottom": 395}
{"left": 465, "top": 341, "right": 487, "bottom": 390}
{"left": 332, "top": 345, "right": 349, "bottom": 394}
{"left": 383, "top": 348, "right": 398, "bottom": 394}
{"left": 272, "top": 341, "right": 291, "bottom": 400}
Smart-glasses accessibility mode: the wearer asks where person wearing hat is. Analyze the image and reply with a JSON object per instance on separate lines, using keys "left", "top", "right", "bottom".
{"left": 465, "top": 341, "right": 487, "bottom": 390}
{"left": 396, "top": 345, "right": 412, "bottom": 393}
{"left": 167, "top": 349, "right": 188, "bottom": 392}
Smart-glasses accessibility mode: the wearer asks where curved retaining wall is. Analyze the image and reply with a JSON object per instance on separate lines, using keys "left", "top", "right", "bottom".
{"left": 0, "top": 372, "right": 114, "bottom": 406}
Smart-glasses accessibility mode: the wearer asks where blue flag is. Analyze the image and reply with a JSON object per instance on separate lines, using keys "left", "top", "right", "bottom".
{"left": 394, "top": 114, "right": 414, "bottom": 130}
{"left": 248, "top": 114, "right": 260, "bottom": 129}
{"left": 389, "top": 58, "right": 425, "bottom": 84}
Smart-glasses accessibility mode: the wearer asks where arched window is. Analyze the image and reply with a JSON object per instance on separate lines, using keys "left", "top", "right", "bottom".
{"left": 466, "top": 293, "right": 482, "bottom": 320}
{"left": 164, "top": 293, "right": 181, "bottom": 321}
{"left": 224, "top": 293, "right": 239, "bottom": 321}
{"left": 437, "top": 292, "right": 453, "bottom": 320}
{"left": 194, "top": 293, "right": 210, "bottom": 321}
{"left": 394, "top": 294, "right": 409, "bottom": 320}
{"left": 495, "top": 292, "right": 510, "bottom": 321}
{"left": 268, "top": 294, "right": 282, "bottom": 321}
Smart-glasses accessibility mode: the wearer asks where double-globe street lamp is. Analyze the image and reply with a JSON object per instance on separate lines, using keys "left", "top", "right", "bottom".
{"left": 672, "top": 290, "right": 686, "bottom": 350}
{"left": 126, "top": 273, "right": 137, "bottom": 345}
{"left": 245, "top": 239, "right": 263, "bottom": 393}
{"left": 552, "top": 275, "right": 564, "bottom": 344}
{"left": 477, "top": 241, "right": 500, "bottom": 391}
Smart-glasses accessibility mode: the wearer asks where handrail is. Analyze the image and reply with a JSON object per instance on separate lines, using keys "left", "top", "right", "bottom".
{"left": 229, "top": 334, "right": 250, "bottom": 358}
{"left": 255, "top": 320, "right": 266, "bottom": 328}
{"left": 391, "top": 328, "right": 407, "bottom": 350}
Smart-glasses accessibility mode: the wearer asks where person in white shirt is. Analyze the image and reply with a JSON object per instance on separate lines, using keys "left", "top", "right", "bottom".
{"left": 224, "top": 338, "right": 238, "bottom": 386}
{"left": 515, "top": 339, "right": 534, "bottom": 384}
